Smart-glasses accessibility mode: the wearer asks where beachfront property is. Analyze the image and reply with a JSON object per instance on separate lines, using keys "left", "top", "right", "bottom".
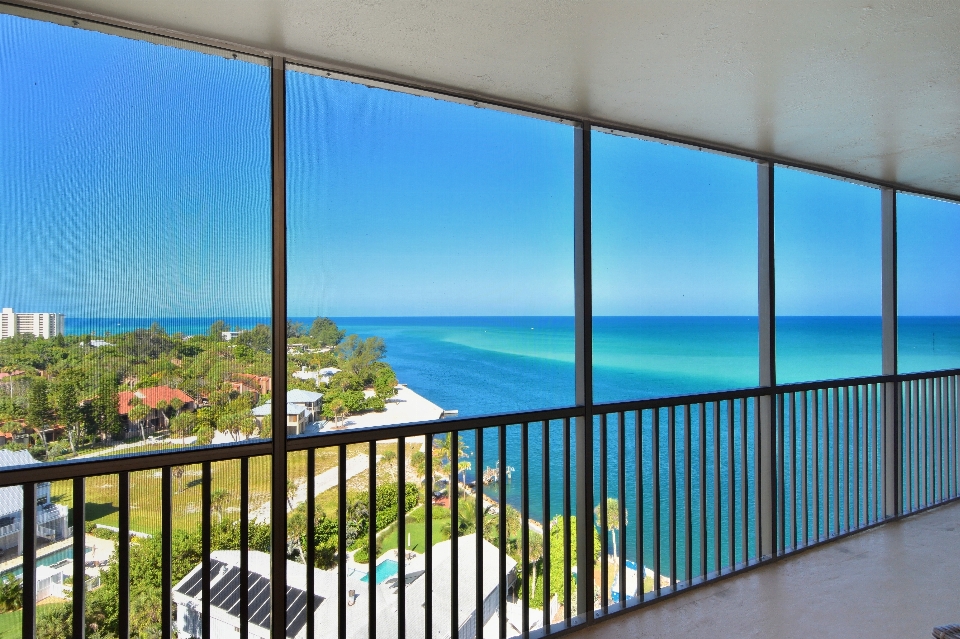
{"left": 0, "top": 308, "right": 64, "bottom": 340}
{"left": 173, "top": 537, "right": 517, "bottom": 639}
{"left": 252, "top": 400, "right": 307, "bottom": 436}
{"left": 286, "top": 389, "right": 323, "bottom": 423}
{"left": 292, "top": 366, "right": 341, "bottom": 387}
{"left": 2, "top": 2, "right": 960, "bottom": 639}
{"left": 232, "top": 373, "right": 273, "bottom": 396}
{"left": 250, "top": 391, "right": 322, "bottom": 435}
{"left": 221, "top": 330, "right": 244, "bottom": 341}
{"left": 0, "top": 451, "right": 68, "bottom": 557}
{"left": 118, "top": 385, "right": 196, "bottom": 438}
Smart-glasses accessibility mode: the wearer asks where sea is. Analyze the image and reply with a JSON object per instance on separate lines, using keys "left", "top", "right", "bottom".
{"left": 67, "top": 315, "right": 960, "bottom": 576}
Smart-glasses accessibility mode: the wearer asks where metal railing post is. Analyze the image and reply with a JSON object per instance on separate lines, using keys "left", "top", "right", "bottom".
{"left": 573, "top": 121, "right": 595, "bottom": 622}
{"left": 270, "top": 53, "right": 289, "bottom": 639}
{"left": 881, "top": 188, "right": 902, "bottom": 518}
{"left": 757, "top": 161, "right": 778, "bottom": 559}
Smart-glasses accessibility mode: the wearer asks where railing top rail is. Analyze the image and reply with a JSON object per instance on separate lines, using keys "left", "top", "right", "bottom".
{"left": 0, "top": 366, "right": 956, "bottom": 486}
{"left": 594, "top": 386, "right": 765, "bottom": 413}
{"left": 0, "top": 440, "right": 272, "bottom": 488}
{"left": 775, "top": 368, "right": 960, "bottom": 393}
{"left": 286, "top": 405, "right": 583, "bottom": 450}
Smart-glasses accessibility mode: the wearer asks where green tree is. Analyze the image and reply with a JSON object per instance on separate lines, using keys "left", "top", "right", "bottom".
{"left": 26, "top": 377, "right": 53, "bottom": 432}
{"left": 374, "top": 368, "right": 398, "bottom": 400}
{"left": 437, "top": 433, "right": 471, "bottom": 487}
{"left": 128, "top": 403, "right": 151, "bottom": 442}
{"left": 544, "top": 515, "right": 601, "bottom": 616}
{"left": 286, "top": 321, "right": 306, "bottom": 338}
{"left": 595, "top": 497, "right": 624, "bottom": 561}
{"left": 211, "top": 489, "right": 229, "bottom": 522}
{"left": 236, "top": 323, "right": 271, "bottom": 352}
{"left": 169, "top": 412, "right": 196, "bottom": 439}
{"left": 336, "top": 335, "right": 386, "bottom": 378}
{"left": 171, "top": 465, "right": 186, "bottom": 493}
{"left": 54, "top": 376, "right": 83, "bottom": 453}
{"left": 0, "top": 574, "right": 22, "bottom": 611}
{"left": 93, "top": 374, "right": 122, "bottom": 440}
{"left": 259, "top": 414, "right": 272, "bottom": 438}
{"left": 208, "top": 320, "right": 228, "bottom": 341}
{"left": 308, "top": 317, "right": 345, "bottom": 347}
{"left": 195, "top": 425, "right": 214, "bottom": 446}
{"left": 36, "top": 601, "right": 71, "bottom": 639}
{"left": 324, "top": 397, "right": 347, "bottom": 428}
{"left": 305, "top": 511, "right": 339, "bottom": 569}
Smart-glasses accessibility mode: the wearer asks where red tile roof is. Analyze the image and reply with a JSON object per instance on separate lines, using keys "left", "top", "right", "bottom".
{"left": 118, "top": 386, "right": 193, "bottom": 415}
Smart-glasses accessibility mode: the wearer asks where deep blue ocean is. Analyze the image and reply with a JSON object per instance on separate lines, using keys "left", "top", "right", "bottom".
{"left": 69, "top": 315, "right": 959, "bottom": 575}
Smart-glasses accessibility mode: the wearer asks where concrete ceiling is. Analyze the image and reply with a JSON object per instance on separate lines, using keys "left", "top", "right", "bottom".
{"left": 24, "top": 0, "right": 960, "bottom": 199}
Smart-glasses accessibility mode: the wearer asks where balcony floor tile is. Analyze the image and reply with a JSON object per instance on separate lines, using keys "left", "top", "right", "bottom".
{"left": 578, "top": 499, "right": 960, "bottom": 639}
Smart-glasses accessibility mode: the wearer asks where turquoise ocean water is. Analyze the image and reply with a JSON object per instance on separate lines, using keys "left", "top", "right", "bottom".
{"left": 68, "top": 316, "right": 959, "bottom": 577}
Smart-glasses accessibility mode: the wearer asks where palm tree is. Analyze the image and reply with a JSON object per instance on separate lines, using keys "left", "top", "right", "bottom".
{"left": 128, "top": 403, "right": 151, "bottom": 442}
{"left": 437, "top": 433, "right": 471, "bottom": 487}
{"left": 239, "top": 415, "right": 256, "bottom": 440}
{"left": 211, "top": 488, "right": 229, "bottom": 522}
{"left": 595, "top": 497, "right": 625, "bottom": 561}
{"left": 171, "top": 465, "right": 185, "bottom": 493}
{"left": 329, "top": 398, "right": 346, "bottom": 428}
{"left": 0, "top": 575, "right": 22, "bottom": 612}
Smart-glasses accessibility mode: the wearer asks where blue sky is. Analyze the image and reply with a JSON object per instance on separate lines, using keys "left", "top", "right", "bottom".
{"left": 285, "top": 71, "right": 573, "bottom": 317}
{"left": 0, "top": 14, "right": 272, "bottom": 319}
{"left": 592, "top": 133, "right": 758, "bottom": 315}
{"left": 897, "top": 193, "right": 960, "bottom": 315}
{"left": 2, "top": 13, "right": 958, "bottom": 320}
{"left": 774, "top": 167, "right": 882, "bottom": 316}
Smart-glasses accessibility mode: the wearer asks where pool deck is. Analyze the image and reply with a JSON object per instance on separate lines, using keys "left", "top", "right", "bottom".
{"left": 0, "top": 538, "right": 72, "bottom": 575}
{"left": 0, "top": 534, "right": 114, "bottom": 575}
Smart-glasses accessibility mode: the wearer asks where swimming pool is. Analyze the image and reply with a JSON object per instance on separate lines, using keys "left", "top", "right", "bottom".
{"left": 2, "top": 546, "right": 91, "bottom": 580}
{"left": 360, "top": 559, "right": 399, "bottom": 584}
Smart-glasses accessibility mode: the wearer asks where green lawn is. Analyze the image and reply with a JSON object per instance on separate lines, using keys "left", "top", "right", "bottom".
{"left": 0, "top": 603, "right": 63, "bottom": 639}
{"left": 0, "top": 608, "right": 19, "bottom": 639}
{"left": 48, "top": 441, "right": 419, "bottom": 537}
{"left": 379, "top": 510, "right": 451, "bottom": 554}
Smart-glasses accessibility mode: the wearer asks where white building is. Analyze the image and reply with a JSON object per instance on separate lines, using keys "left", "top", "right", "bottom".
{"left": 251, "top": 401, "right": 307, "bottom": 436}
{"left": 286, "top": 389, "right": 323, "bottom": 422}
{"left": 292, "top": 366, "right": 341, "bottom": 387}
{"left": 0, "top": 308, "right": 65, "bottom": 340}
{"left": 173, "top": 536, "right": 517, "bottom": 639}
{"left": 0, "top": 450, "right": 69, "bottom": 555}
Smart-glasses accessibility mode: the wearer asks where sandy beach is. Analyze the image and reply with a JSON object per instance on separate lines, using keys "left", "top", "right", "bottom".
{"left": 311, "top": 384, "right": 445, "bottom": 432}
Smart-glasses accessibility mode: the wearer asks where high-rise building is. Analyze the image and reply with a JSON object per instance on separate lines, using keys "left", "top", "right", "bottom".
{"left": 0, "top": 308, "right": 65, "bottom": 339}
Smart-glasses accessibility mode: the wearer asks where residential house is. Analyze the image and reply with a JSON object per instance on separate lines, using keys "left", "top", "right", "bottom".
{"left": 286, "top": 389, "right": 323, "bottom": 423}
{"left": 118, "top": 386, "right": 195, "bottom": 438}
{"left": 252, "top": 402, "right": 306, "bottom": 436}
{"left": 233, "top": 373, "right": 272, "bottom": 395}
{"left": 174, "top": 536, "right": 516, "bottom": 639}
{"left": 292, "top": 366, "right": 341, "bottom": 387}
{"left": 0, "top": 450, "right": 69, "bottom": 557}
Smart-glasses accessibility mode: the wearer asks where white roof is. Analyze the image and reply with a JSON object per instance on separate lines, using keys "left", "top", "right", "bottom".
{"left": 286, "top": 389, "right": 323, "bottom": 404}
{"left": 337, "top": 534, "right": 516, "bottom": 639}
{"left": 252, "top": 402, "right": 306, "bottom": 417}
{"left": 0, "top": 450, "right": 41, "bottom": 518}
{"left": 174, "top": 538, "right": 515, "bottom": 639}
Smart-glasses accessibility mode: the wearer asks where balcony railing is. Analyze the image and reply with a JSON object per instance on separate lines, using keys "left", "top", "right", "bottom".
{"left": 0, "top": 369, "right": 957, "bottom": 639}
